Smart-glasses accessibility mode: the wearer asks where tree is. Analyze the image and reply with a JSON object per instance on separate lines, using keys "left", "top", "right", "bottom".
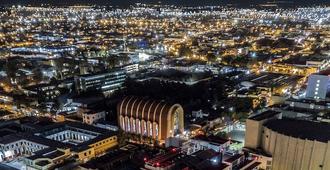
{"left": 217, "top": 131, "right": 228, "bottom": 139}
{"left": 117, "top": 129, "right": 128, "bottom": 146}
{"left": 106, "top": 56, "right": 119, "bottom": 69}
{"left": 206, "top": 53, "right": 217, "bottom": 63}
{"left": 4, "top": 58, "right": 20, "bottom": 84}
{"left": 178, "top": 46, "right": 192, "bottom": 57}
{"left": 53, "top": 58, "right": 65, "bottom": 80}
{"left": 32, "top": 68, "right": 44, "bottom": 83}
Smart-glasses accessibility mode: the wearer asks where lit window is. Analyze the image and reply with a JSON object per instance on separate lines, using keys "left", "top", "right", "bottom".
{"left": 143, "top": 122, "right": 147, "bottom": 135}
{"left": 132, "top": 119, "right": 136, "bottom": 133}
{"left": 149, "top": 123, "right": 153, "bottom": 137}
{"left": 121, "top": 118, "right": 125, "bottom": 131}
{"left": 127, "top": 119, "right": 130, "bottom": 131}
{"left": 137, "top": 120, "right": 141, "bottom": 134}
{"left": 155, "top": 124, "right": 159, "bottom": 137}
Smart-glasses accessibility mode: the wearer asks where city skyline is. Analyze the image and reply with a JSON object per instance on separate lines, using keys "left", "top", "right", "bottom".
{"left": 0, "top": 1, "right": 329, "bottom": 170}
{"left": 2, "top": 0, "right": 330, "bottom": 7}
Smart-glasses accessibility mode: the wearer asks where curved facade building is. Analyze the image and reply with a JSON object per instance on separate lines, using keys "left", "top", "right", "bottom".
{"left": 245, "top": 111, "right": 330, "bottom": 170}
{"left": 261, "top": 119, "right": 330, "bottom": 170}
{"left": 117, "top": 96, "right": 184, "bottom": 141}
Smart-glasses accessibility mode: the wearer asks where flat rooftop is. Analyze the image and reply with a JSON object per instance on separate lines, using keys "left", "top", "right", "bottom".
{"left": 192, "top": 135, "right": 229, "bottom": 145}
{"left": 81, "top": 149, "right": 132, "bottom": 169}
{"left": 279, "top": 54, "right": 329, "bottom": 65}
{"left": 264, "top": 119, "right": 330, "bottom": 143}
{"left": 245, "top": 73, "right": 303, "bottom": 88}
{"left": 249, "top": 110, "right": 281, "bottom": 121}
{"left": 181, "top": 149, "right": 227, "bottom": 170}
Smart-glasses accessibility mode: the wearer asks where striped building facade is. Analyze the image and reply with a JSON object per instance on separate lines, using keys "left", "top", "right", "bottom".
{"left": 117, "top": 96, "right": 184, "bottom": 142}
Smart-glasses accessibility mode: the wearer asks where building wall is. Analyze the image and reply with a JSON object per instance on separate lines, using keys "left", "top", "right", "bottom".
{"left": 75, "top": 70, "right": 126, "bottom": 93}
{"left": 77, "top": 136, "right": 118, "bottom": 162}
{"left": 77, "top": 147, "right": 95, "bottom": 162}
{"left": 244, "top": 119, "right": 262, "bottom": 149}
{"left": 245, "top": 112, "right": 282, "bottom": 149}
{"left": 89, "top": 136, "right": 118, "bottom": 155}
{"left": 25, "top": 148, "right": 70, "bottom": 170}
{"left": 261, "top": 127, "right": 330, "bottom": 170}
{"left": 0, "top": 140, "right": 48, "bottom": 159}
{"left": 45, "top": 130, "right": 96, "bottom": 142}
{"left": 186, "top": 139, "right": 230, "bottom": 155}
{"left": 83, "top": 111, "right": 106, "bottom": 125}
{"left": 249, "top": 152, "right": 272, "bottom": 170}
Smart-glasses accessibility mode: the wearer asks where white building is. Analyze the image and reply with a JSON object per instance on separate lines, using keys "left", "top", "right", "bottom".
{"left": 184, "top": 135, "right": 230, "bottom": 155}
{"left": 305, "top": 74, "right": 330, "bottom": 100}
{"left": 83, "top": 111, "right": 106, "bottom": 125}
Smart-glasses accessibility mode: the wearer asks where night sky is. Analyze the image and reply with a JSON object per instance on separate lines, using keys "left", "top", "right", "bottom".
{"left": 2, "top": 0, "right": 330, "bottom": 7}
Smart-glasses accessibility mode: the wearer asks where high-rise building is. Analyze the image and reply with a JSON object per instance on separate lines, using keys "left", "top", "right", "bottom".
{"left": 117, "top": 96, "right": 184, "bottom": 142}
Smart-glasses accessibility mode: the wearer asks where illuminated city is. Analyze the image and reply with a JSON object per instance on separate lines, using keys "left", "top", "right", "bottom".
{"left": 0, "top": 1, "right": 330, "bottom": 170}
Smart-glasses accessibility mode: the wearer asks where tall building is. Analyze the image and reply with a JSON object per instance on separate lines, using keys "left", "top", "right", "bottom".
{"left": 74, "top": 69, "right": 126, "bottom": 93}
{"left": 244, "top": 110, "right": 282, "bottom": 149}
{"left": 245, "top": 110, "right": 330, "bottom": 170}
{"left": 305, "top": 74, "right": 330, "bottom": 100}
{"left": 117, "top": 96, "right": 184, "bottom": 142}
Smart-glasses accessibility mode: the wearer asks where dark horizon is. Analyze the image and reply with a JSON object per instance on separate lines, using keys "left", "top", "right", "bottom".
{"left": 2, "top": 0, "right": 330, "bottom": 8}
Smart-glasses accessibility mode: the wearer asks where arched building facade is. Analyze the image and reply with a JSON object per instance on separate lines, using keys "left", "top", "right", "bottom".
{"left": 117, "top": 96, "right": 184, "bottom": 141}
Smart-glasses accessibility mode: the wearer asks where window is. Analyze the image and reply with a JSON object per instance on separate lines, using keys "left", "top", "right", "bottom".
{"left": 155, "top": 124, "right": 158, "bottom": 137}
{"left": 84, "top": 152, "right": 87, "bottom": 156}
{"left": 137, "top": 120, "right": 141, "bottom": 134}
{"left": 149, "top": 123, "right": 153, "bottom": 136}
{"left": 127, "top": 119, "right": 131, "bottom": 131}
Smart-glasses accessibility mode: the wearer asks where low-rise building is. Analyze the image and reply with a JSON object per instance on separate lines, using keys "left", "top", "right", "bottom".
{"left": 83, "top": 111, "right": 106, "bottom": 125}
{"left": 0, "top": 121, "right": 118, "bottom": 169}
{"left": 184, "top": 135, "right": 230, "bottom": 155}
{"left": 74, "top": 69, "right": 126, "bottom": 93}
